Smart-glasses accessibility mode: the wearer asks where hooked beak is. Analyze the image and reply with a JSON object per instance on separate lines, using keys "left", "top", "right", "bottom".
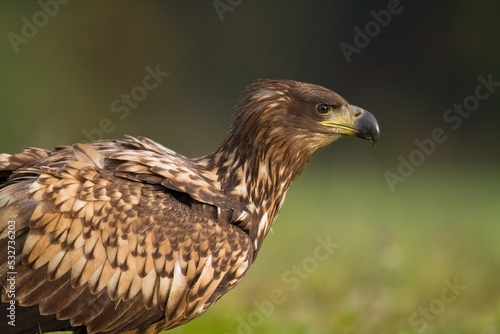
{"left": 320, "top": 105, "right": 380, "bottom": 147}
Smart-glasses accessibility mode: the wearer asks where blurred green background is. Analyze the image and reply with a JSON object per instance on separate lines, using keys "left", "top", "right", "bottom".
{"left": 1, "top": 1, "right": 499, "bottom": 333}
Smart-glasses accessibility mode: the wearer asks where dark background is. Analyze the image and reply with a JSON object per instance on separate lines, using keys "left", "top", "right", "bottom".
{"left": 1, "top": 1, "right": 499, "bottom": 162}
{"left": 1, "top": 1, "right": 499, "bottom": 333}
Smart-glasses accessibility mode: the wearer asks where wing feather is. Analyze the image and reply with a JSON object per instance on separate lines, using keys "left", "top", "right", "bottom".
{"left": 0, "top": 140, "right": 253, "bottom": 334}
{"left": 50, "top": 247, "right": 82, "bottom": 280}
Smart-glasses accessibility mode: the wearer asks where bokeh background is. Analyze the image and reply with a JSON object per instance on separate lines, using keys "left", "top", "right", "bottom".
{"left": 1, "top": 1, "right": 499, "bottom": 333}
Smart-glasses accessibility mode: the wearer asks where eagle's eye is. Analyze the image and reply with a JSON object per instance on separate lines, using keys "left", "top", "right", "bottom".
{"left": 316, "top": 104, "right": 333, "bottom": 115}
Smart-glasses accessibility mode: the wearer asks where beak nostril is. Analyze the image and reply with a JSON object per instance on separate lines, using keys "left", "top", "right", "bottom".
{"left": 349, "top": 105, "right": 364, "bottom": 119}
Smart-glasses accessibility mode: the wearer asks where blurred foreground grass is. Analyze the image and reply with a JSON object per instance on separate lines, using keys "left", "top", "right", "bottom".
{"left": 50, "top": 162, "right": 499, "bottom": 333}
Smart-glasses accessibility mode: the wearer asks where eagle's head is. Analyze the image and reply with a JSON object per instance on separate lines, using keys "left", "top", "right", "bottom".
{"left": 226, "top": 79, "right": 379, "bottom": 163}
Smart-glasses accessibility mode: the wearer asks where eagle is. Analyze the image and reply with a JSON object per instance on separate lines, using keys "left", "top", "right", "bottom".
{"left": 0, "top": 79, "right": 379, "bottom": 334}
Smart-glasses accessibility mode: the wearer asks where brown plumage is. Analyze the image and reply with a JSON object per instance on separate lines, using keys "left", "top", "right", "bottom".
{"left": 0, "top": 79, "right": 379, "bottom": 334}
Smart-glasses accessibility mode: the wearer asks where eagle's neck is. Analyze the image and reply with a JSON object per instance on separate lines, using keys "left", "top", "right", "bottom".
{"left": 217, "top": 129, "right": 313, "bottom": 202}
{"left": 205, "top": 100, "right": 317, "bottom": 251}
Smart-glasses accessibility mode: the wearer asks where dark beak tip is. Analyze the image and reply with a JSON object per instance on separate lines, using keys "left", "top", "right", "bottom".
{"left": 347, "top": 105, "right": 380, "bottom": 147}
{"left": 352, "top": 108, "right": 380, "bottom": 148}
{"left": 370, "top": 126, "right": 380, "bottom": 148}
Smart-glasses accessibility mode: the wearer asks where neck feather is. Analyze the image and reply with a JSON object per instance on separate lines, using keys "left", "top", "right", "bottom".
{"left": 204, "top": 98, "right": 318, "bottom": 250}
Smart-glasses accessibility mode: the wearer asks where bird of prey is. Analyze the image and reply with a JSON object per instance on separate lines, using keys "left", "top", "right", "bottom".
{"left": 0, "top": 79, "right": 379, "bottom": 334}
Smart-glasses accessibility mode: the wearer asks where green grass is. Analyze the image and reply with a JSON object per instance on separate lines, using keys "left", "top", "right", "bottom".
{"left": 48, "top": 162, "right": 500, "bottom": 333}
